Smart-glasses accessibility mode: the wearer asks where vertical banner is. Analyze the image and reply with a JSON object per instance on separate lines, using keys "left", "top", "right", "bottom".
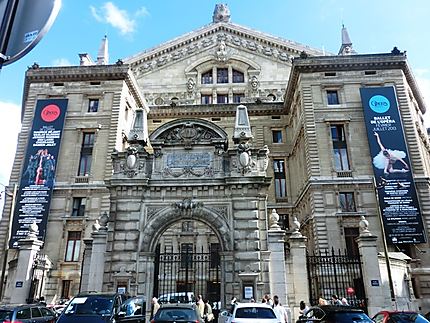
{"left": 9, "top": 99, "right": 68, "bottom": 248}
{"left": 360, "top": 86, "right": 426, "bottom": 244}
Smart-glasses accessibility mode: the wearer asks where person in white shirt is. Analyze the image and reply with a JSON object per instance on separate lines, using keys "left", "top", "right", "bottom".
{"left": 273, "top": 295, "right": 288, "bottom": 323}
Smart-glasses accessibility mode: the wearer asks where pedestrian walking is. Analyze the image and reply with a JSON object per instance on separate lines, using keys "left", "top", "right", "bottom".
{"left": 273, "top": 295, "right": 288, "bottom": 323}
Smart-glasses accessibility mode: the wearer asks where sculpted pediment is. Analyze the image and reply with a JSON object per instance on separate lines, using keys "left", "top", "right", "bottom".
{"left": 125, "top": 22, "right": 324, "bottom": 77}
{"left": 150, "top": 118, "right": 228, "bottom": 150}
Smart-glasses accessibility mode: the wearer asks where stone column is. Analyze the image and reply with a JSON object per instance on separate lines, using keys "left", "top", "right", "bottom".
{"left": 9, "top": 232, "right": 43, "bottom": 303}
{"left": 87, "top": 228, "right": 108, "bottom": 292}
{"left": 139, "top": 252, "right": 154, "bottom": 322}
{"left": 356, "top": 225, "right": 391, "bottom": 316}
{"left": 267, "top": 210, "right": 288, "bottom": 304}
{"left": 79, "top": 239, "right": 93, "bottom": 292}
{"left": 288, "top": 233, "right": 309, "bottom": 321}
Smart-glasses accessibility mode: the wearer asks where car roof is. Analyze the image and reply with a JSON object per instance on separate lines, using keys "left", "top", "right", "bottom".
{"left": 377, "top": 310, "right": 421, "bottom": 314}
{"left": 75, "top": 292, "right": 118, "bottom": 297}
{"left": 312, "top": 305, "right": 365, "bottom": 312}
{"left": 235, "top": 302, "right": 274, "bottom": 308}
{"left": 159, "top": 303, "right": 197, "bottom": 309}
{"left": 0, "top": 304, "right": 51, "bottom": 312}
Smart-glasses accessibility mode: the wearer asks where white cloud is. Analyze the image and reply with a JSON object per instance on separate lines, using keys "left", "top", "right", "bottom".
{"left": 90, "top": 2, "right": 140, "bottom": 35}
{"left": 136, "top": 6, "right": 150, "bottom": 17}
{"left": 52, "top": 58, "right": 72, "bottom": 67}
{"left": 415, "top": 70, "right": 430, "bottom": 127}
{"left": 0, "top": 101, "right": 21, "bottom": 217}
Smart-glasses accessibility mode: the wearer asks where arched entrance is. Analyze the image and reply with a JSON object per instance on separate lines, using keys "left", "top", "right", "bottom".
{"left": 153, "top": 219, "right": 221, "bottom": 305}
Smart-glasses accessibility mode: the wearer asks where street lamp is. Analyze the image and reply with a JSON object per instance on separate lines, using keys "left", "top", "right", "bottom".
{"left": 0, "top": 183, "right": 17, "bottom": 301}
{"left": 372, "top": 177, "right": 396, "bottom": 307}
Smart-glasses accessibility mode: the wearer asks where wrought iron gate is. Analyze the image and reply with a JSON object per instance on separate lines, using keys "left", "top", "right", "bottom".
{"left": 153, "top": 244, "right": 221, "bottom": 304}
{"left": 307, "top": 248, "right": 367, "bottom": 311}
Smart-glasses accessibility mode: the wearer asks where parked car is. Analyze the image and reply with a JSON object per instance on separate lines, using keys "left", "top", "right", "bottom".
{"left": 158, "top": 292, "right": 196, "bottom": 304}
{"left": 372, "top": 310, "right": 430, "bottom": 323}
{"left": 56, "top": 292, "right": 145, "bottom": 323}
{"left": 218, "top": 302, "right": 279, "bottom": 323}
{"left": 151, "top": 303, "right": 204, "bottom": 322}
{"left": 296, "top": 305, "right": 373, "bottom": 323}
{"left": 0, "top": 303, "right": 56, "bottom": 323}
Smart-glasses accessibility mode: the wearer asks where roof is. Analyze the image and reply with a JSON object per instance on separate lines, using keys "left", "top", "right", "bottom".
{"left": 124, "top": 21, "right": 325, "bottom": 76}
{"left": 234, "top": 302, "right": 274, "bottom": 308}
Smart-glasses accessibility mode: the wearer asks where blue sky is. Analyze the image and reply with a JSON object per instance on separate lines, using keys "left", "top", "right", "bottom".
{"left": 1, "top": 0, "right": 430, "bottom": 190}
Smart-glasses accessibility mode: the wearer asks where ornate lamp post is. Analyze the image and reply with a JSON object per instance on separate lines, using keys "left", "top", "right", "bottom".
{"left": 0, "top": 183, "right": 17, "bottom": 300}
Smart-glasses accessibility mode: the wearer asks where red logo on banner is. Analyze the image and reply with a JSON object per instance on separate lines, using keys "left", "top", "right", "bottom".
{"left": 41, "top": 104, "right": 60, "bottom": 122}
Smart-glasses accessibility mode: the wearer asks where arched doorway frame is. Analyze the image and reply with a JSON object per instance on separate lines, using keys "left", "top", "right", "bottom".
{"left": 139, "top": 203, "right": 234, "bottom": 313}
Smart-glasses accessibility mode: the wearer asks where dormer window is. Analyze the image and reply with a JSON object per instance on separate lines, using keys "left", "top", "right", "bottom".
{"left": 232, "top": 69, "right": 244, "bottom": 83}
{"left": 217, "top": 68, "right": 228, "bottom": 83}
{"left": 201, "top": 70, "right": 213, "bottom": 84}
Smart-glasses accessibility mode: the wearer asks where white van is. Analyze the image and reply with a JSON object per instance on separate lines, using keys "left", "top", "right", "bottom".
{"left": 158, "top": 292, "right": 196, "bottom": 304}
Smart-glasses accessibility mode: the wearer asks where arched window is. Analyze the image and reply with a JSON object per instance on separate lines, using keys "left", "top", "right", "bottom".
{"left": 232, "top": 69, "right": 244, "bottom": 83}
{"left": 217, "top": 68, "right": 228, "bottom": 83}
{"left": 201, "top": 70, "right": 213, "bottom": 84}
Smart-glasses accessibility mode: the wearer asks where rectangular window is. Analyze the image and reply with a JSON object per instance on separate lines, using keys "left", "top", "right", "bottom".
{"left": 272, "top": 130, "right": 282, "bottom": 143}
{"left": 180, "top": 243, "right": 193, "bottom": 268}
{"left": 344, "top": 228, "right": 359, "bottom": 257}
{"left": 273, "top": 159, "right": 287, "bottom": 198}
{"left": 233, "top": 93, "right": 244, "bottom": 103}
{"left": 201, "top": 71, "right": 213, "bottom": 84}
{"left": 181, "top": 221, "right": 194, "bottom": 232}
{"left": 88, "top": 99, "right": 99, "bottom": 112}
{"left": 217, "top": 94, "right": 228, "bottom": 104}
{"left": 217, "top": 68, "right": 228, "bottom": 83}
{"left": 331, "top": 125, "right": 350, "bottom": 170}
{"left": 339, "top": 192, "right": 356, "bottom": 212}
{"left": 201, "top": 94, "right": 212, "bottom": 104}
{"left": 327, "top": 90, "right": 340, "bottom": 105}
{"left": 61, "top": 280, "right": 71, "bottom": 299}
{"left": 78, "top": 133, "right": 95, "bottom": 176}
{"left": 65, "top": 231, "right": 81, "bottom": 262}
{"left": 278, "top": 213, "right": 289, "bottom": 231}
{"left": 71, "top": 197, "right": 85, "bottom": 216}
{"left": 210, "top": 243, "right": 220, "bottom": 268}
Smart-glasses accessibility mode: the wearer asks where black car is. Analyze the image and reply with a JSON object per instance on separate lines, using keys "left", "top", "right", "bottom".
{"left": 56, "top": 292, "right": 146, "bottom": 323}
{"left": 0, "top": 303, "right": 56, "bottom": 323}
{"left": 296, "top": 305, "right": 373, "bottom": 323}
{"left": 151, "top": 303, "right": 204, "bottom": 322}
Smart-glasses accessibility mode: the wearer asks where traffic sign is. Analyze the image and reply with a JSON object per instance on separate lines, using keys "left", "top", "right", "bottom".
{"left": 0, "top": 0, "right": 61, "bottom": 66}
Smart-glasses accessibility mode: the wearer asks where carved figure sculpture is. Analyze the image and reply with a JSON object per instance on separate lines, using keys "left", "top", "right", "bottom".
{"left": 212, "top": 4, "right": 231, "bottom": 23}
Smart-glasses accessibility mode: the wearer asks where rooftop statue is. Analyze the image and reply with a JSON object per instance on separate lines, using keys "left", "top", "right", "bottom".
{"left": 212, "top": 4, "right": 231, "bottom": 23}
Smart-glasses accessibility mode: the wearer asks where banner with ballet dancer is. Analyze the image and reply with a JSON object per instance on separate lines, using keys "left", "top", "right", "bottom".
{"left": 9, "top": 99, "right": 68, "bottom": 248}
{"left": 360, "top": 86, "right": 426, "bottom": 244}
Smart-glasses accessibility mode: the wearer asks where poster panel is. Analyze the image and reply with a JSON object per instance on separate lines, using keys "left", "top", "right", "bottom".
{"left": 360, "top": 86, "right": 426, "bottom": 244}
{"left": 9, "top": 99, "right": 68, "bottom": 248}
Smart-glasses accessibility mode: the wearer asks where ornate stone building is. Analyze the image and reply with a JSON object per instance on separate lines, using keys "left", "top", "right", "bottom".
{"left": 0, "top": 4, "right": 429, "bottom": 319}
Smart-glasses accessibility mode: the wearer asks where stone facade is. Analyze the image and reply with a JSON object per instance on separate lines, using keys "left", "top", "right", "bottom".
{"left": 0, "top": 4, "right": 429, "bottom": 319}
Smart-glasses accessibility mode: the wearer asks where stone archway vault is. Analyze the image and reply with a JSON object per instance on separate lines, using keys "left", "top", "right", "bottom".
{"left": 140, "top": 204, "right": 233, "bottom": 253}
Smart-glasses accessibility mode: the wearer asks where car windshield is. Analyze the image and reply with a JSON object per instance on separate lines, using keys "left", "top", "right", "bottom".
{"left": 63, "top": 295, "right": 114, "bottom": 316}
{"left": 330, "top": 312, "right": 373, "bottom": 322}
{"left": 235, "top": 307, "right": 277, "bottom": 319}
{"left": 391, "top": 313, "right": 429, "bottom": 322}
{"left": 156, "top": 308, "right": 196, "bottom": 321}
{"left": 0, "top": 310, "right": 13, "bottom": 320}
{"left": 120, "top": 296, "right": 145, "bottom": 316}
